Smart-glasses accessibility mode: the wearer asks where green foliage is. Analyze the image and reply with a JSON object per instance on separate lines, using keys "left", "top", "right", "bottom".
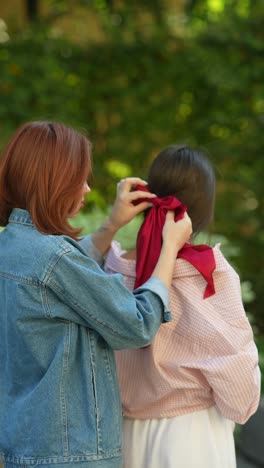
{"left": 0, "top": 0, "right": 263, "bottom": 333}
{"left": 71, "top": 207, "right": 143, "bottom": 250}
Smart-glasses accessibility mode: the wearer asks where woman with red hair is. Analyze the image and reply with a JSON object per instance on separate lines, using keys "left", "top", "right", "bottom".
{"left": 0, "top": 121, "right": 192, "bottom": 468}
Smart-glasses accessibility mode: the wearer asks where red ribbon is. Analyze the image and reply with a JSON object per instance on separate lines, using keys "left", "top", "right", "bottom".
{"left": 134, "top": 185, "right": 216, "bottom": 299}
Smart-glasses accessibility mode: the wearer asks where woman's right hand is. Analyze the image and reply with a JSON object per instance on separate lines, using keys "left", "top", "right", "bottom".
{"left": 162, "top": 211, "right": 192, "bottom": 254}
{"left": 91, "top": 177, "right": 155, "bottom": 257}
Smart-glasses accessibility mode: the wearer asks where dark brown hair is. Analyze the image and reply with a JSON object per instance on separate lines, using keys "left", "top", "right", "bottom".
{"left": 147, "top": 145, "right": 216, "bottom": 233}
{"left": 0, "top": 121, "right": 92, "bottom": 239}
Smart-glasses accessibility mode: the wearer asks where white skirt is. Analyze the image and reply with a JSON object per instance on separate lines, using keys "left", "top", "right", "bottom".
{"left": 122, "top": 407, "right": 236, "bottom": 468}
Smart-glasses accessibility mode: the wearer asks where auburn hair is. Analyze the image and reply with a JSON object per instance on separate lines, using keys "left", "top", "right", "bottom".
{"left": 147, "top": 145, "right": 216, "bottom": 234}
{"left": 0, "top": 121, "right": 92, "bottom": 239}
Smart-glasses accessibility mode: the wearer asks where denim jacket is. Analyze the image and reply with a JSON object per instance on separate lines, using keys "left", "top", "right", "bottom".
{"left": 0, "top": 209, "right": 170, "bottom": 468}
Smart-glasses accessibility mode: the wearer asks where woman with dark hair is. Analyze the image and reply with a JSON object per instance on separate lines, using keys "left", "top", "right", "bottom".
{"left": 0, "top": 124, "right": 192, "bottom": 468}
{"left": 105, "top": 145, "right": 261, "bottom": 468}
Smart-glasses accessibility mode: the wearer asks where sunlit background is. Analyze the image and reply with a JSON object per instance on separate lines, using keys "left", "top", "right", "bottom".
{"left": 0, "top": 1, "right": 263, "bottom": 464}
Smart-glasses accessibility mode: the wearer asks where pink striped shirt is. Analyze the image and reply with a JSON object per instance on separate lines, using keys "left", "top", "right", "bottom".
{"left": 105, "top": 241, "right": 261, "bottom": 424}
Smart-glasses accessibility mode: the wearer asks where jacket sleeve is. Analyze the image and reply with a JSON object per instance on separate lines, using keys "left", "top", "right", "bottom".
{"left": 198, "top": 267, "right": 261, "bottom": 424}
{"left": 78, "top": 235, "right": 104, "bottom": 267}
{"left": 45, "top": 243, "right": 171, "bottom": 350}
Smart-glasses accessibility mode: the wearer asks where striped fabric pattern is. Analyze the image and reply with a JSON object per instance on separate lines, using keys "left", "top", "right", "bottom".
{"left": 105, "top": 241, "right": 261, "bottom": 424}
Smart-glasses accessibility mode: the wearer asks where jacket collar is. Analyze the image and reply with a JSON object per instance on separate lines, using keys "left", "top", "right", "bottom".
{"left": 9, "top": 208, "right": 34, "bottom": 226}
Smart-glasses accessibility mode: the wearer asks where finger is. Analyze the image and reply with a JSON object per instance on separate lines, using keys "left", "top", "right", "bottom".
{"left": 119, "top": 177, "right": 148, "bottom": 190}
{"left": 165, "top": 211, "right": 175, "bottom": 221}
{"left": 179, "top": 212, "right": 192, "bottom": 225}
{"left": 182, "top": 212, "right": 191, "bottom": 221}
{"left": 128, "top": 191, "right": 156, "bottom": 201}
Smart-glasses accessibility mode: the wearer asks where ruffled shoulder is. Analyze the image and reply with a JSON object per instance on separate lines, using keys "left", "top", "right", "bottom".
{"left": 105, "top": 241, "right": 136, "bottom": 277}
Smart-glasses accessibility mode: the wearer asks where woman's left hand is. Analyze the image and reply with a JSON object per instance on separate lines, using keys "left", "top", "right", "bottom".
{"left": 108, "top": 177, "right": 156, "bottom": 231}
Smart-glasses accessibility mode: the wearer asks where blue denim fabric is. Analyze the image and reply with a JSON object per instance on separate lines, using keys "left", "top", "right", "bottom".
{"left": 0, "top": 209, "right": 171, "bottom": 467}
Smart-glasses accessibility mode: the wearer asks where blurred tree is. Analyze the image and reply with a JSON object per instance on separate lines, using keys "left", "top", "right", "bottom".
{"left": 26, "top": 0, "right": 39, "bottom": 22}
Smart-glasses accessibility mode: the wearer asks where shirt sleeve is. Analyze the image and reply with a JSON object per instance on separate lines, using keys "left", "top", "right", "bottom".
{"left": 198, "top": 268, "right": 261, "bottom": 424}
{"left": 45, "top": 244, "right": 171, "bottom": 350}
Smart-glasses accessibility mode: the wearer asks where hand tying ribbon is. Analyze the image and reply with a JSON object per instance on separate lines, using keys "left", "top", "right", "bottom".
{"left": 134, "top": 185, "right": 216, "bottom": 299}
